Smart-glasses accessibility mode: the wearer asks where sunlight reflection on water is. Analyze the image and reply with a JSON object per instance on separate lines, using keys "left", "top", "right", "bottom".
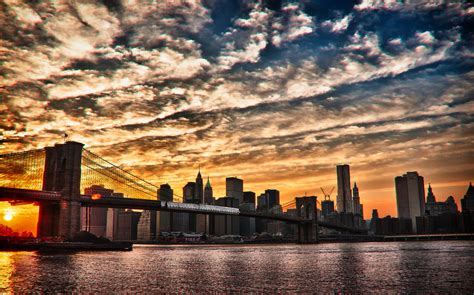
{"left": 1, "top": 241, "right": 473, "bottom": 293}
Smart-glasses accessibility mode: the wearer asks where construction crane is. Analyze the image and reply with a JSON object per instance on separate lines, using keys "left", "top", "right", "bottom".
{"left": 320, "top": 186, "right": 334, "bottom": 201}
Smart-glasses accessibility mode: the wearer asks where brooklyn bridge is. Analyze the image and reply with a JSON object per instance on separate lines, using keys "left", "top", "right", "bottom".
{"left": 0, "top": 141, "right": 366, "bottom": 243}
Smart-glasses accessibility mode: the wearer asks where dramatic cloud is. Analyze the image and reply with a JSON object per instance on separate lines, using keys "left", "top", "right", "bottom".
{"left": 1, "top": 0, "right": 473, "bottom": 224}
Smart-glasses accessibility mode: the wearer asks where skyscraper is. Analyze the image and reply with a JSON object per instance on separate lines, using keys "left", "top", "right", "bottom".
{"left": 321, "top": 196, "right": 335, "bottom": 218}
{"left": 352, "top": 182, "right": 361, "bottom": 215}
{"left": 243, "top": 191, "right": 256, "bottom": 204}
{"left": 395, "top": 171, "right": 425, "bottom": 231}
{"left": 183, "top": 182, "right": 196, "bottom": 203}
{"left": 265, "top": 189, "right": 280, "bottom": 210}
{"left": 195, "top": 170, "right": 204, "bottom": 204}
{"left": 336, "top": 164, "right": 352, "bottom": 213}
{"left": 158, "top": 183, "right": 173, "bottom": 201}
{"left": 204, "top": 177, "right": 214, "bottom": 204}
{"left": 226, "top": 177, "right": 243, "bottom": 203}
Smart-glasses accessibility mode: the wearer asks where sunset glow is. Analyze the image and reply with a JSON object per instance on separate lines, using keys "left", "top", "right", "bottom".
{"left": 3, "top": 210, "right": 13, "bottom": 222}
{"left": 0, "top": 0, "right": 473, "bottom": 230}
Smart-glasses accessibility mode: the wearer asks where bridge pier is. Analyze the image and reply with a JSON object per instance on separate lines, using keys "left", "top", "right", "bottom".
{"left": 296, "top": 196, "right": 318, "bottom": 243}
{"left": 38, "top": 141, "right": 84, "bottom": 240}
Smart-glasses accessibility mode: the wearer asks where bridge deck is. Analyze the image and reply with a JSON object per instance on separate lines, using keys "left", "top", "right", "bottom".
{"left": 0, "top": 186, "right": 61, "bottom": 202}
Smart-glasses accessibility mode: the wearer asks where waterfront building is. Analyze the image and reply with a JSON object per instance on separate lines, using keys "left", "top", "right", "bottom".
{"left": 204, "top": 177, "right": 214, "bottom": 204}
{"left": 82, "top": 185, "right": 114, "bottom": 238}
{"left": 461, "top": 182, "right": 474, "bottom": 212}
{"left": 214, "top": 197, "right": 240, "bottom": 236}
{"left": 461, "top": 182, "right": 474, "bottom": 232}
{"left": 372, "top": 216, "right": 412, "bottom": 235}
{"left": 336, "top": 164, "right": 353, "bottom": 213}
{"left": 395, "top": 171, "right": 425, "bottom": 231}
{"left": 239, "top": 202, "right": 256, "bottom": 237}
{"left": 425, "top": 185, "right": 458, "bottom": 216}
{"left": 226, "top": 177, "right": 243, "bottom": 203}
{"left": 115, "top": 210, "right": 141, "bottom": 240}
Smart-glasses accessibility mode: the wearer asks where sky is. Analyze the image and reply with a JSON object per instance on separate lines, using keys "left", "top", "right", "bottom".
{"left": 1, "top": 0, "right": 473, "bottom": 234}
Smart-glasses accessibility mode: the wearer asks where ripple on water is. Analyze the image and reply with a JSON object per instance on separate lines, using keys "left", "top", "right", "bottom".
{"left": 1, "top": 241, "right": 473, "bottom": 293}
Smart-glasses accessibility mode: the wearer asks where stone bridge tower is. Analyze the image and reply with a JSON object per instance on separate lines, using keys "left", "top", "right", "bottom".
{"left": 296, "top": 196, "right": 319, "bottom": 243}
{"left": 38, "top": 141, "right": 83, "bottom": 239}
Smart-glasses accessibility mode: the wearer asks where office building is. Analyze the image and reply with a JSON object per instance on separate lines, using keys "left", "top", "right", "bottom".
{"left": 243, "top": 191, "right": 256, "bottom": 205}
{"left": 266, "top": 189, "right": 280, "bottom": 210}
{"left": 461, "top": 182, "right": 474, "bottom": 212}
{"left": 336, "top": 164, "right": 353, "bottom": 213}
{"left": 82, "top": 185, "right": 113, "bottom": 237}
{"left": 321, "top": 196, "right": 335, "bottom": 218}
{"left": 214, "top": 197, "right": 240, "bottom": 236}
{"left": 425, "top": 185, "right": 458, "bottom": 216}
{"left": 226, "top": 177, "right": 243, "bottom": 203}
{"left": 352, "top": 182, "right": 361, "bottom": 215}
{"left": 195, "top": 170, "right": 204, "bottom": 204}
{"left": 204, "top": 177, "right": 214, "bottom": 204}
{"left": 183, "top": 182, "right": 196, "bottom": 203}
{"left": 395, "top": 171, "right": 426, "bottom": 231}
{"left": 115, "top": 210, "right": 141, "bottom": 240}
{"left": 159, "top": 183, "right": 173, "bottom": 201}
{"left": 257, "top": 193, "right": 267, "bottom": 212}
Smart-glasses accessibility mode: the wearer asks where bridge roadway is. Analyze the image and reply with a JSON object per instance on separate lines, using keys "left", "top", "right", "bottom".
{"left": 82, "top": 196, "right": 367, "bottom": 234}
{"left": 0, "top": 187, "right": 367, "bottom": 234}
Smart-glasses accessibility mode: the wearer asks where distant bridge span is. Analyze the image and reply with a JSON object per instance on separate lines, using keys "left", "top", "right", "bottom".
{"left": 0, "top": 187, "right": 367, "bottom": 234}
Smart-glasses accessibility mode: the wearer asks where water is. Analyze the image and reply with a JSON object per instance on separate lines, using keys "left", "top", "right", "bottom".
{"left": 1, "top": 241, "right": 473, "bottom": 293}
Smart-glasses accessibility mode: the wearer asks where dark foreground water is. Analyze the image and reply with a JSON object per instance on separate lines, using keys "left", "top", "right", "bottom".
{"left": 1, "top": 241, "right": 473, "bottom": 293}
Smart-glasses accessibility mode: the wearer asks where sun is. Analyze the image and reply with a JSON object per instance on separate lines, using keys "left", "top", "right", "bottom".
{"left": 3, "top": 210, "right": 13, "bottom": 222}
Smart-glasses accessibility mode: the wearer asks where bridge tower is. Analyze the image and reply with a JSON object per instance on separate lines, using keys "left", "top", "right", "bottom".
{"left": 296, "top": 196, "right": 318, "bottom": 243}
{"left": 38, "top": 141, "right": 84, "bottom": 240}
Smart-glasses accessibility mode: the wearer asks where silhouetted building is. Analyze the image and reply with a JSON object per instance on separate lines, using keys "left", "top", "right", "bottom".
{"left": 395, "top": 171, "right": 425, "bottom": 231}
{"left": 116, "top": 210, "right": 141, "bottom": 240}
{"left": 425, "top": 185, "right": 458, "bottom": 216}
{"left": 226, "top": 177, "right": 243, "bottom": 203}
{"left": 321, "top": 196, "right": 335, "bottom": 218}
{"left": 214, "top": 197, "right": 240, "bottom": 236}
{"left": 461, "top": 182, "right": 474, "bottom": 212}
{"left": 183, "top": 182, "right": 196, "bottom": 203}
{"left": 373, "top": 216, "right": 412, "bottom": 235}
{"left": 239, "top": 202, "right": 256, "bottom": 237}
{"left": 337, "top": 164, "right": 353, "bottom": 213}
{"left": 352, "top": 182, "right": 361, "bottom": 215}
{"left": 195, "top": 170, "right": 204, "bottom": 204}
{"left": 461, "top": 182, "right": 474, "bottom": 232}
{"left": 266, "top": 189, "right": 280, "bottom": 210}
{"left": 257, "top": 193, "right": 267, "bottom": 212}
{"left": 159, "top": 184, "right": 173, "bottom": 201}
{"left": 204, "top": 177, "right": 214, "bottom": 204}
{"left": 416, "top": 213, "right": 464, "bottom": 234}
{"left": 82, "top": 185, "right": 113, "bottom": 237}
{"left": 243, "top": 191, "right": 256, "bottom": 205}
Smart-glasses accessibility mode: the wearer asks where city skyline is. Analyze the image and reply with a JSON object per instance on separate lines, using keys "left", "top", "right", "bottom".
{"left": 0, "top": 1, "right": 473, "bottom": 234}
{"left": 0, "top": 161, "right": 470, "bottom": 235}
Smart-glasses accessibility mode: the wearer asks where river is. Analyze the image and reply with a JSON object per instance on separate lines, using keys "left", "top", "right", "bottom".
{"left": 1, "top": 241, "right": 473, "bottom": 293}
